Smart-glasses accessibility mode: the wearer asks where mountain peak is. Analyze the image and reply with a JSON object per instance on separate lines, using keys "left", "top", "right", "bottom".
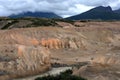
{"left": 91, "top": 6, "right": 112, "bottom": 12}
{"left": 97, "top": 6, "right": 111, "bottom": 9}
{"left": 67, "top": 6, "right": 120, "bottom": 20}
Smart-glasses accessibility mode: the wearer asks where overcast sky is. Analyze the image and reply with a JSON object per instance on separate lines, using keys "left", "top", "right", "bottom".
{"left": 0, "top": 0, "right": 120, "bottom": 17}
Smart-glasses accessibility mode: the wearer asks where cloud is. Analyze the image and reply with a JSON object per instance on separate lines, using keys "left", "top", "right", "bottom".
{"left": 0, "top": 0, "right": 120, "bottom": 17}
{"left": 77, "top": 0, "right": 118, "bottom": 6}
{"left": 109, "top": 0, "right": 120, "bottom": 10}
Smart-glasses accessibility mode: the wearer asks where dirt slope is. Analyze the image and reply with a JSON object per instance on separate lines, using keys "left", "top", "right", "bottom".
{"left": 0, "top": 21, "right": 120, "bottom": 80}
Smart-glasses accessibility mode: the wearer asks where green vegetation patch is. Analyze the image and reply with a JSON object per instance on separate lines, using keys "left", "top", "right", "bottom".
{"left": 52, "top": 18, "right": 74, "bottom": 24}
{"left": 35, "top": 69, "right": 86, "bottom": 80}
{"left": 31, "top": 18, "right": 57, "bottom": 26}
{"left": 1, "top": 20, "right": 18, "bottom": 30}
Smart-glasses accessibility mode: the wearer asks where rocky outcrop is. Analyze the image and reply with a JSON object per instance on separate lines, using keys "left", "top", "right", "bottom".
{"left": 0, "top": 45, "right": 51, "bottom": 79}
{"left": 0, "top": 27, "right": 89, "bottom": 79}
{"left": 0, "top": 30, "right": 87, "bottom": 50}
{"left": 40, "top": 38, "right": 63, "bottom": 49}
{"left": 73, "top": 55, "right": 120, "bottom": 80}
{"left": 73, "top": 63, "right": 120, "bottom": 80}
{"left": 40, "top": 38, "right": 87, "bottom": 49}
{"left": 90, "top": 56, "right": 120, "bottom": 66}
{"left": 0, "top": 25, "right": 119, "bottom": 80}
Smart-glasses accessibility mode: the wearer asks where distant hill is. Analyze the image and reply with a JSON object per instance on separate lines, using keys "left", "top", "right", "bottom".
{"left": 66, "top": 6, "right": 120, "bottom": 20}
{"left": 9, "top": 12, "right": 62, "bottom": 18}
{"left": 114, "top": 9, "right": 120, "bottom": 14}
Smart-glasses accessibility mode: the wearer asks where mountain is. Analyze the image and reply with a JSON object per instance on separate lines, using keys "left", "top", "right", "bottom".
{"left": 114, "top": 9, "right": 120, "bottom": 14}
{"left": 9, "top": 12, "right": 62, "bottom": 18}
{"left": 67, "top": 6, "right": 120, "bottom": 20}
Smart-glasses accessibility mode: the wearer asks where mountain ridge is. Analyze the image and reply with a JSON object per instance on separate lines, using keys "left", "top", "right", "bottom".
{"left": 66, "top": 6, "right": 120, "bottom": 20}
{"left": 9, "top": 11, "right": 62, "bottom": 18}
{"left": 114, "top": 8, "right": 120, "bottom": 14}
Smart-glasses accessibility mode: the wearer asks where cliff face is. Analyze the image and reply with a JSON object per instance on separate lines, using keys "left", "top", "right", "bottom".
{"left": 90, "top": 56, "right": 120, "bottom": 66}
{"left": 0, "top": 27, "right": 87, "bottom": 50}
{"left": 73, "top": 55, "right": 120, "bottom": 80}
{"left": 0, "top": 28, "right": 52, "bottom": 79}
{"left": 0, "top": 22, "right": 120, "bottom": 80}
{"left": 73, "top": 63, "right": 120, "bottom": 80}
{"left": 0, "top": 27, "right": 86, "bottom": 79}
{"left": 40, "top": 38, "right": 87, "bottom": 49}
{"left": 0, "top": 45, "right": 51, "bottom": 79}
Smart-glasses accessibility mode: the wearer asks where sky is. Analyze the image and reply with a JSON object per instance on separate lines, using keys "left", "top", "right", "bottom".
{"left": 0, "top": 0, "right": 120, "bottom": 17}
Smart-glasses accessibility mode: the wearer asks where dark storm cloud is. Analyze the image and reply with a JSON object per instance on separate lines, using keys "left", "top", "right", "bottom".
{"left": 0, "top": 0, "right": 120, "bottom": 17}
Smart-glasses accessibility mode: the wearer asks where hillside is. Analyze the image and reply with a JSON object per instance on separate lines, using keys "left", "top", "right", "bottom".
{"left": 67, "top": 6, "right": 120, "bottom": 20}
{"left": 0, "top": 18, "right": 75, "bottom": 29}
{"left": 0, "top": 19, "right": 120, "bottom": 80}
